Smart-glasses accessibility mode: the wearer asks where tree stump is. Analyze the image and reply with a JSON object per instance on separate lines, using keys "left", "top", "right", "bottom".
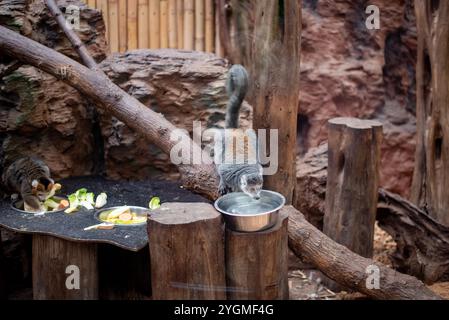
{"left": 323, "top": 118, "right": 382, "bottom": 290}
{"left": 148, "top": 203, "right": 226, "bottom": 300}
{"left": 32, "top": 235, "right": 98, "bottom": 300}
{"left": 225, "top": 212, "right": 289, "bottom": 300}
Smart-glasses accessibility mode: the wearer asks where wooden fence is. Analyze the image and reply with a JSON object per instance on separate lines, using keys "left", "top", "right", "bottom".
{"left": 85, "top": 0, "right": 222, "bottom": 55}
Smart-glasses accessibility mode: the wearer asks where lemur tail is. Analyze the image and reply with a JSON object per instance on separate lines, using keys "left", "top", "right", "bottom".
{"left": 225, "top": 64, "right": 249, "bottom": 129}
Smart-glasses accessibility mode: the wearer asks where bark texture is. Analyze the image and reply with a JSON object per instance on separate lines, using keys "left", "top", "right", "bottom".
{"left": 148, "top": 203, "right": 226, "bottom": 300}
{"left": 411, "top": 0, "right": 449, "bottom": 226}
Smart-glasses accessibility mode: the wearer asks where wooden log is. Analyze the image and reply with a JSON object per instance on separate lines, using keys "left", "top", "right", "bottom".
{"left": 0, "top": 25, "right": 220, "bottom": 200}
{"left": 138, "top": 0, "right": 149, "bottom": 49}
{"left": 195, "top": 0, "right": 205, "bottom": 51}
{"left": 127, "top": 0, "right": 138, "bottom": 50}
{"left": 148, "top": 203, "right": 226, "bottom": 300}
{"left": 324, "top": 118, "right": 383, "bottom": 259}
{"left": 32, "top": 235, "right": 98, "bottom": 300}
{"left": 168, "top": 0, "right": 178, "bottom": 48}
{"left": 176, "top": 0, "right": 184, "bottom": 48}
{"left": 205, "top": 0, "right": 214, "bottom": 52}
{"left": 108, "top": 0, "right": 119, "bottom": 52}
{"left": 118, "top": 0, "right": 127, "bottom": 52}
{"left": 411, "top": 1, "right": 449, "bottom": 226}
{"left": 99, "top": 245, "right": 151, "bottom": 300}
{"left": 149, "top": 0, "right": 160, "bottom": 48}
{"left": 184, "top": 0, "right": 195, "bottom": 50}
{"left": 226, "top": 213, "right": 289, "bottom": 300}
{"left": 286, "top": 206, "right": 443, "bottom": 300}
{"left": 251, "top": 0, "right": 302, "bottom": 204}
{"left": 160, "top": 0, "right": 169, "bottom": 48}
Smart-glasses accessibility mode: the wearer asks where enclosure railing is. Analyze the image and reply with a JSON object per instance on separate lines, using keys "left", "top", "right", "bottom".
{"left": 84, "top": 0, "right": 222, "bottom": 55}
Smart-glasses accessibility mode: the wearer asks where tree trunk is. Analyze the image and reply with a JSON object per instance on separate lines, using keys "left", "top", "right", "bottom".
{"left": 32, "top": 235, "right": 98, "bottom": 300}
{"left": 411, "top": 0, "right": 449, "bottom": 225}
{"left": 250, "top": 0, "right": 302, "bottom": 204}
{"left": 286, "top": 206, "right": 443, "bottom": 300}
{"left": 225, "top": 212, "right": 289, "bottom": 300}
{"left": 324, "top": 118, "right": 382, "bottom": 258}
{"left": 0, "top": 25, "right": 219, "bottom": 200}
{"left": 148, "top": 203, "right": 226, "bottom": 300}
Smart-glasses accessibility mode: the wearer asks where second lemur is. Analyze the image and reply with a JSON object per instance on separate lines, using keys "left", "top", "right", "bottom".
{"left": 216, "top": 65, "right": 263, "bottom": 199}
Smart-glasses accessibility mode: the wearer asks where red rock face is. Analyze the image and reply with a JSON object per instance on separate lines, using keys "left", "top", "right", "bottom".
{"left": 299, "top": 0, "right": 417, "bottom": 197}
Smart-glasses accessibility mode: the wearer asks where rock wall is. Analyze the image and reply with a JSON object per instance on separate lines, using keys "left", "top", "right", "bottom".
{"left": 299, "top": 0, "right": 417, "bottom": 196}
{"left": 99, "top": 49, "right": 252, "bottom": 180}
{"left": 0, "top": 0, "right": 108, "bottom": 180}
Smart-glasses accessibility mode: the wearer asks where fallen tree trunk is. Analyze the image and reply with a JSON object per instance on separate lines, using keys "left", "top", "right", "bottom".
{"left": 296, "top": 144, "right": 449, "bottom": 284}
{"left": 286, "top": 205, "right": 443, "bottom": 300}
{"left": 0, "top": 25, "right": 219, "bottom": 200}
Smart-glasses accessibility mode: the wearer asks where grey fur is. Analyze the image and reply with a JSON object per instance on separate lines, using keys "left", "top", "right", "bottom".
{"left": 217, "top": 65, "right": 264, "bottom": 199}
{"left": 225, "top": 65, "right": 249, "bottom": 129}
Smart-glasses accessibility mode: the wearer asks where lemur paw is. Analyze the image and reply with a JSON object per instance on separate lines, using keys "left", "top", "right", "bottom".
{"left": 219, "top": 183, "right": 227, "bottom": 196}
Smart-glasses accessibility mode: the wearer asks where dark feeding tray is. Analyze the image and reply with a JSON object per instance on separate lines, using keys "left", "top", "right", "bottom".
{"left": 0, "top": 176, "right": 209, "bottom": 251}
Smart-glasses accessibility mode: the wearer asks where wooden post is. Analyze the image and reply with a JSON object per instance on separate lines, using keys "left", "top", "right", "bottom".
{"left": 205, "top": 0, "right": 214, "bottom": 52}
{"left": 149, "top": 0, "right": 160, "bottom": 48}
{"left": 148, "top": 203, "right": 226, "bottom": 300}
{"left": 324, "top": 118, "right": 382, "bottom": 259}
{"left": 118, "top": 0, "right": 127, "bottom": 52}
{"left": 250, "top": 0, "right": 302, "bottom": 204}
{"left": 97, "top": 0, "right": 109, "bottom": 42}
{"left": 226, "top": 213, "right": 289, "bottom": 300}
{"left": 411, "top": 1, "right": 449, "bottom": 226}
{"left": 108, "top": 0, "right": 119, "bottom": 52}
{"left": 138, "top": 0, "right": 149, "bottom": 49}
{"left": 160, "top": 0, "right": 169, "bottom": 48}
{"left": 32, "top": 235, "right": 98, "bottom": 300}
{"left": 176, "top": 0, "right": 184, "bottom": 48}
{"left": 127, "top": 0, "right": 138, "bottom": 50}
{"left": 183, "top": 0, "right": 194, "bottom": 50}
{"left": 195, "top": 0, "right": 205, "bottom": 51}
{"left": 168, "top": 0, "right": 178, "bottom": 48}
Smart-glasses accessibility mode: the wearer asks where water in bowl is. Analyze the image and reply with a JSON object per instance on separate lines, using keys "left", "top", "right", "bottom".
{"left": 228, "top": 198, "right": 275, "bottom": 215}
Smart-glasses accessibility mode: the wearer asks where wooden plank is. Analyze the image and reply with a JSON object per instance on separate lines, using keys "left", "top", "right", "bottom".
{"left": 176, "top": 0, "right": 184, "bottom": 48}
{"left": 215, "top": 3, "right": 223, "bottom": 56}
{"left": 205, "top": 0, "right": 214, "bottom": 52}
{"left": 160, "top": 0, "right": 169, "bottom": 48}
{"left": 138, "top": 0, "right": 149, "bottom": 48}
{"left": 97, "top": 0, "right": 109, "bottom": 42}
{"left": 183, "top": 0, "right": 194, "bottom": 50}
{"left": 32, "top": 235, "right": 98, "bottom": 300}
{"left": 149, "top": 0, "right": 160, "bottom": 48}
{"left": 168, "top": 0, "right": 178, "bottom": 48}
{"left": 195, "top": 0, "right": 204, "bottom": 51}
{"left": 127, "top": 0, "right": 138, "bottom": 50}
{"left": 108, "top": 0, "right": 119, "bottom": 52}
{"left": 118, "top": 0, "right": 128, "bottom": 52}
{"left": 87, "top": 0, "right": 96, "bottom": 8}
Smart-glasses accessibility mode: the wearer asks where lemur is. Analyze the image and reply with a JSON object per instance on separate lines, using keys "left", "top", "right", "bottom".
{"left": 2, "top": 157, "right": 55, "bottom": 213}
{"left": 216, "top": 65, "right": 263, "bottom": 199}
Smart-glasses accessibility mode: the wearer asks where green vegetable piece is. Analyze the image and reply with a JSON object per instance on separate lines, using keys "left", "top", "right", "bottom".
{"left": 149, "top": 197, "right": 161, "bottom": 210}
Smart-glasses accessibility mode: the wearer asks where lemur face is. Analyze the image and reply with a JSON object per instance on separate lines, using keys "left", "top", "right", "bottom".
{"left": 240, "top": 174, "right": 263, "bottom": 200}
{"left": 31, "top": 177, "right": 54, "bottom": 201}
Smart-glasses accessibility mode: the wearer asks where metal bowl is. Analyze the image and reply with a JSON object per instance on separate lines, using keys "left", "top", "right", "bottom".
{"left": 95, "top": 206, "right": 149, "bottom": 227}
{"left": 214, "top": 190, "right": 286, "bottom": 232}
{"left": 11, "top": 196, "right": 68, "bottom": 214}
